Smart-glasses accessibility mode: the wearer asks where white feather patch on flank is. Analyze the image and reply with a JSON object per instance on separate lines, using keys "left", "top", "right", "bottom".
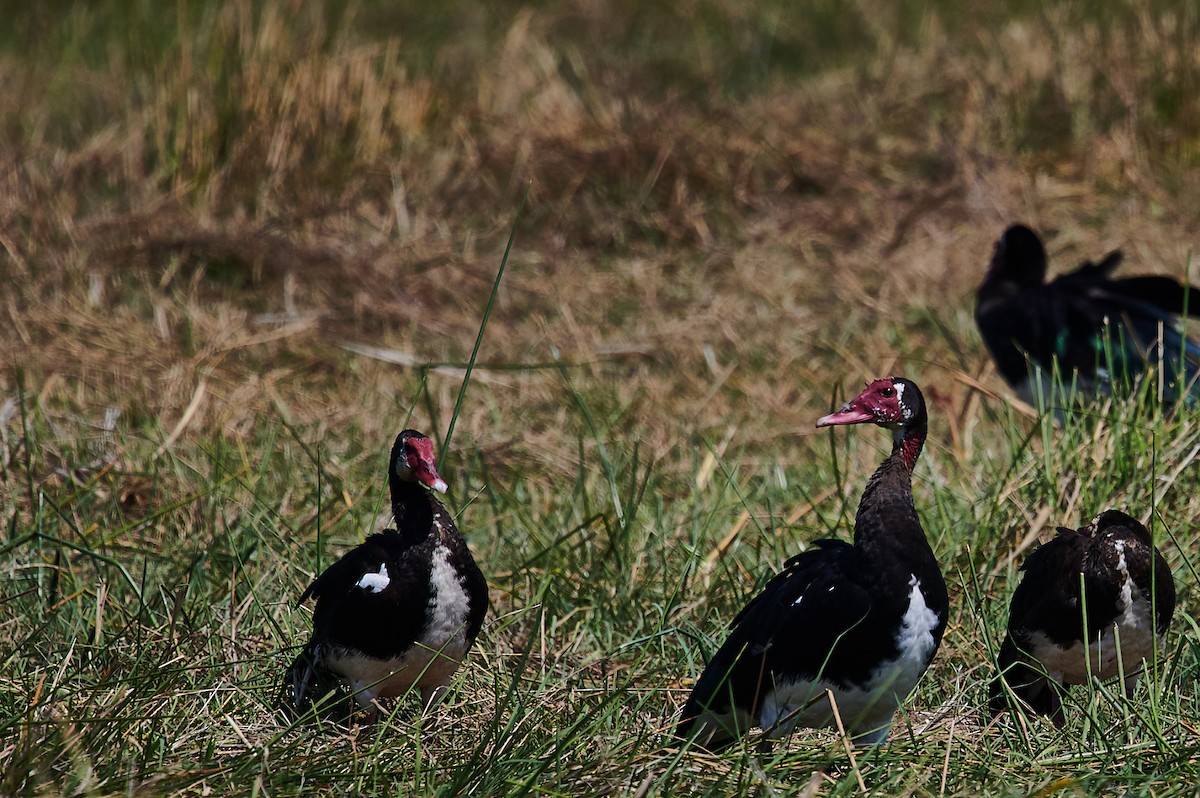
{"left": 425, "top": 545, "right": 472, "bottom": 646}
{"left": 758, "top": 576, "right": 940, "bottom": 746}
{"left": 1027, "top": 539, "right": 1157, "bottom": 685}
{"left": 355, "top": 563, "right": 390, "bottom": 593}
{"left": 327, "top": 544, "right": 475, "bottom": 706}
{"left": 892, "top": 576, "right": 941, "bottom": 673}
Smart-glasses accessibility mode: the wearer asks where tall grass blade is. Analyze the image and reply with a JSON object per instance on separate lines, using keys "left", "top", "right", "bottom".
{"left": 440, "top": 186, "right": 529, "bottom": 468}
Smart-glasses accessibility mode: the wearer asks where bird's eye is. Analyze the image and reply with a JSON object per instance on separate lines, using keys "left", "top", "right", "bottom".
{"left": 880, "top": 387, "right": 895, "bottom": 397}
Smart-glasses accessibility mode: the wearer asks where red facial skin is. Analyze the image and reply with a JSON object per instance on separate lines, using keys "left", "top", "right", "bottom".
{"left": 405, "top": 435, "right": 449, "bottom": 493}
{"left": 816, "top": 378, "right": 906, "bottom": 428}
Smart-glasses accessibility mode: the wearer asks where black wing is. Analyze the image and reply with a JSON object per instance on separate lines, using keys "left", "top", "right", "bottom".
{"left": 299, "top": 530, "right": 434, "bottom": 659}
{"left": 1059, "top": 249, "right": 1123, "bottom": 282}
{"left": 1101, "top": 274, "right": 1200, "bottom": 318}
{"left": 298, "top": 530, "right": 401, "bottom": 605}
{"left": 677, "top": 540, "right": 875, "bottom": 747}
{"left": 1005, "top": 528, "right": 1099, "bottom": 645}
{"left": 1150, "top": 547, "right": 1177, "bottom": 636}
{"left": 989, "top": 528, "right": 1088, "bottom": 723}
{"left": 1060, "top": 272, "right": 1200, "bottom": 384}
{"left": 979, "top": 265, "right": 1200, "bottom": 396}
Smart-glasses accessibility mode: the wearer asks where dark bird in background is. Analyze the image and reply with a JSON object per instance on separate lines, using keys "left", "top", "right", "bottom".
{"left": 675, "top": 377, "right": 948, "bottom": 750}
{"left": 990, "top": 510, "right": 1175, "bottom": 727}
{"left": 281, "top": 430, "right": 488, "bottom": 724}
{"left": 976, "top": 223, "right": 1200, "bottom": 408}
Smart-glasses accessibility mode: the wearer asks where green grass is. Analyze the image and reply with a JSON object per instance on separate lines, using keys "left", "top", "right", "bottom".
{"left": 5, "top": 363, "right": 1200, "bottom": 795}
{"left": 4, "top": 0, "right": 1200, "bottom": 794}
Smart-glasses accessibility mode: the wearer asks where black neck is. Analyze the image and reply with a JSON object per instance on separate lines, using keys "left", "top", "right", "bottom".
{"left": 388, "top": 475, "right": 435, "bottom": 540}
{"left": 853, "top": 416, "right": 930, "bottom": 561}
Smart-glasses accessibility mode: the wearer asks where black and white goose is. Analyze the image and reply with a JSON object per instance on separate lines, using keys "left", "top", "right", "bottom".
{"left": 282, "top": 430, "right": 488, "bottom": 723}
{"left": 990, "top": 510, "right": 1175, "bottom": 726}
{"left": 675, "top": 377, "right": 948, "bottom": 749}
{"left": 976, "top": 223, "right": 1200, "bottom": 407}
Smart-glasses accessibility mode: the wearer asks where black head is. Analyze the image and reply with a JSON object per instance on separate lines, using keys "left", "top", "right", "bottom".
{"left": 985, "top": 224, "right": 1048, "bottom": 289}
{"left": 1087, "top": 509, "right": 1150, "bottom": 544}
{"left": 389, "top": 430, "right": 448, "bottom": 494}
{"left": 816, "top": 377, "right": 925, "bottom": 432}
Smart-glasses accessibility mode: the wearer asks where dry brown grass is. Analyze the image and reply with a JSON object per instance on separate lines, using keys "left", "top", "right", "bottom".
{"left": 5, "top": 4, "right": 1198, "bottom": 473}
{"left": 0, "top": 2, "right": 1190, "bottom": 559}
{"left": 3, "top": 5, "right": 1200, "bottom": 791}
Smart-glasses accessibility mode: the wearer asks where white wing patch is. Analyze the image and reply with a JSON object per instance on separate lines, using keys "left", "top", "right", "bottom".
{"left": 325, "top": 546, "right": 476, "bottom": 707}
{"left": 355, "top": 562, "right": 391, "bottom": 593}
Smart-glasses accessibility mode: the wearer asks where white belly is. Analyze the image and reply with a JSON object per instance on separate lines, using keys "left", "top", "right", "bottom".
{"left": 329, "top": 543, "right": 475, "bottom": 704}
{"left": 760, "top": 577, "right": 940, "bottom": 745}
{"left": 326, "top": 637, "right": 469, "bottom": 703}
{"left": 1029, "top": 551, "right": 1159, "bottom": 684}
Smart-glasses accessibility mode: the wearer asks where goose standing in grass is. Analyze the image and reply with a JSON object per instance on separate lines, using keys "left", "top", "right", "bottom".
{"left": 675, "top": 377, "right": 948, "bottom": 749}
{"left": 990, "top": 510, "right": 1174, "bottom": 726}
{"left": 976, "top": 223, "right": 1200, "bottom": 407}
{"left": 281, "top": 430, "right": 488, "bottom": 724}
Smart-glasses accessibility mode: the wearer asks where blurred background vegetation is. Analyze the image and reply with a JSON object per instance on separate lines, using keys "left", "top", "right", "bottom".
{"left": 4, "top": 0, "right": 1199, "bottom": 457}
{"left": 3, "top": 1, "right": 1200, "bottom": 794}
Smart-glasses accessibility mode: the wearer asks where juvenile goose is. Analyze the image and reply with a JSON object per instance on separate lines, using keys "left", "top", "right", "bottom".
{"left": 282, "top": 430, "right": 488, "bottom": 723}
{"left": 976, "top": 223, "right": 1200, "bottom": 407}
{"left": 675, "top": 377, "right": 948, "bottom": 749}
{"left": 990, "top": 510, "right": 1175, "bottom": 726}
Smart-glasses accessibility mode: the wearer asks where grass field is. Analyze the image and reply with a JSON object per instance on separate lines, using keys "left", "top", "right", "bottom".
{"left": 3, "top": 0, "right": 1200, "bottom": 794}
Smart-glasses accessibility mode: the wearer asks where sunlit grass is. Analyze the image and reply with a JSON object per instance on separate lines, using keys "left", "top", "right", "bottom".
{"left": 4, "top": 0, "right": 1200, "bottom": 794}
{"left": 5, "top": 355, "right": 1199, "bottom": 794}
